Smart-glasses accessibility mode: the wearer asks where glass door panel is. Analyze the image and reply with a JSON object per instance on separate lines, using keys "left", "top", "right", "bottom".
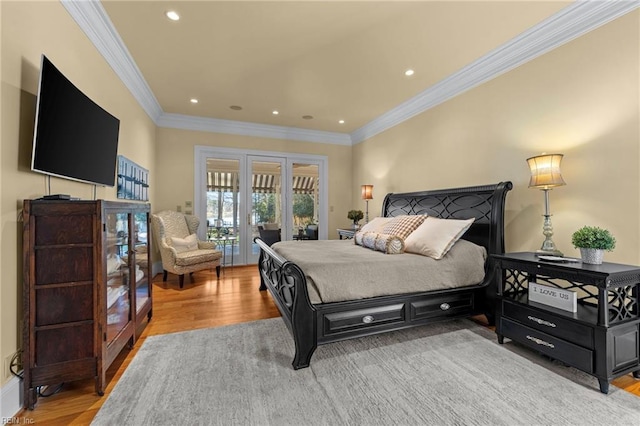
{"left": 292, "top": 162, "right": 320, "bottom": 241}
{"left": 248, "top": 157, "right": 285, "bottom": 264}
{"left": 105, "top": 212, "right": 131, "bottom": 344}
{"left": 133, "top": 212, "right": 149, "bottom": 314}
{"left": 207, "top": 158, "right": 241, "bottom": 265}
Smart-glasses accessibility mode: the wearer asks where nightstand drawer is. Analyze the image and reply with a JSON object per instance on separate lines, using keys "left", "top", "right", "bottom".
{"left": 502, "top": 301, "right": 594, "bottom": 349}
{"left": 501, "top": 318, "right": 593, "bottom": 373}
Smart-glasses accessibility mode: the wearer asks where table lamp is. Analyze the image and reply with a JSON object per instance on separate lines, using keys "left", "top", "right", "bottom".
{"left": 527, "top": 153, "right": 566, "bottom": 256}
{"left": 361, "top": 185, "right": 373, "bottom": 223}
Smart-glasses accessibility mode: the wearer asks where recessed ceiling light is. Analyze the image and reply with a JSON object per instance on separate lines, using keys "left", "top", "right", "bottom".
{"left": 338, "top": 120, "right": 345, "bottom": 124}
{"left": 166, "top": 11, "right": 180, "bottom": 21}
{"left": 230, "top": 105, "right": 243, "bottom": 110}
{"left": 190, "top": 98, "right": 198, "bottom": 104}
{"left": 302, "top": 115, "right": 313, "bottom": 120}
{"left": 272, "top": 110, "right": 279, "bottom": 115}
{"left": 404, "top": 69, "right": 415, "bottom": 76}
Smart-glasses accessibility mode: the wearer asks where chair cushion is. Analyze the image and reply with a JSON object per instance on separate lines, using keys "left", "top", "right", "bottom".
{"left": 174, "top": 249, "right": 222, "bottom": 267}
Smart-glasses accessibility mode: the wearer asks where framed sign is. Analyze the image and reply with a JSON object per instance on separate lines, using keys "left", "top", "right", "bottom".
{"left": 117, "top": 155, "right": 149, "bottom": 201}
{"left": 528, "top": 281, "right": 577, "bottom": 312}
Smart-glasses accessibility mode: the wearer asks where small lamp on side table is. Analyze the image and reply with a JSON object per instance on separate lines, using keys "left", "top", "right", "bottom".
{"left": 361, "top": 184, "right": 373, "bottom": 223}
{"left": 527, "top": 153, "right": 566, "bottom": 256}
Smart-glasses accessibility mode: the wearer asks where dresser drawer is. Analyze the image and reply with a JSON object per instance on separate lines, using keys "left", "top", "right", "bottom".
{"left": 502, "top": 301, "right": 593, "bottom": 349}
{"left": 501, "top": 318, "right": 593, "bottom": 373}
{"left": 322, "top": 304, "right": 405, "bottom": 336}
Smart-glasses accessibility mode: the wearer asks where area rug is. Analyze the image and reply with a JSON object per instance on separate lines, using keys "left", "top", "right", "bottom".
{"left": 92, "top": 318, "right": 640, "bottom": 425}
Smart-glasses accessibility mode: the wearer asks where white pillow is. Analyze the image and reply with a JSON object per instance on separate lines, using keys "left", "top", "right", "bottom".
{"left": 170, "top": 233, "right": 198, "bottom": 253}
{"left": 358, "top": 217, "right": 392, "bottom": 233}
{"left": 404, "top": 217, "right": 475, "bottom": 259}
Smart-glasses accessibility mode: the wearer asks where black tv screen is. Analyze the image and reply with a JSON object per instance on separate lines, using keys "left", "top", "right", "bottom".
{"left": 31, "top": 55, "right": 120, "bottom": 187}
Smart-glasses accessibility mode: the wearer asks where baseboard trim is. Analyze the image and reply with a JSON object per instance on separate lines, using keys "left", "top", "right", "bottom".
{"left": 1, "top": 376, "right": 23, "bottom": 419}
{"left": 152, "top": 261, "right": 163, "bottom": 277}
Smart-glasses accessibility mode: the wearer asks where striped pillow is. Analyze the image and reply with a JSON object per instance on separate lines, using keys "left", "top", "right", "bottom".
{"left": 357, "top": 232, "right": 405, "bottom": 254}
{"left": 381, "top": 215, "right": 427, "bottom": 239}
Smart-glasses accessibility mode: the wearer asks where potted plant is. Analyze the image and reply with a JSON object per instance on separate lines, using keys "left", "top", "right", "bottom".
{"left": 347, "top": 210, "right": 364, "bottom": 229}
{"left": 571, "top": 226, "right": 616, "bottom": 264}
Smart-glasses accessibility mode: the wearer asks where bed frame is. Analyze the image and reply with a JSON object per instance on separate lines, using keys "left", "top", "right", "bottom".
{"left": 256, "top": 181, "right": 512, "bottom": 369}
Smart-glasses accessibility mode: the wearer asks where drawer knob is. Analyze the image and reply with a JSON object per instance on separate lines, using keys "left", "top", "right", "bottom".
{"left": 527, "top": 315, "right": 556, "bottom": 328}
{"left": 526, "top": 335, "right": 555, "bottom": 349}
{"left": 362, "top": 315, "right": 374, "bottom": 324}
{"left": 440, "top": 303, "right": 450, "bottom": 311}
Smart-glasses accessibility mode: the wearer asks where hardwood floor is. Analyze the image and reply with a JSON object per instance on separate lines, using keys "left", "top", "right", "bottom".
{"left": 14, "top": 265, "right": 640, "bottom": 424}
{"left": 16, "top": 266, "right": 280, "bottom": 425}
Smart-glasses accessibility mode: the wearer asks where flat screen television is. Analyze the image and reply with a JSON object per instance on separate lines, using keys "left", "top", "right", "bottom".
{"left": 31, "top": 55, "right": 120, "bottom": 187}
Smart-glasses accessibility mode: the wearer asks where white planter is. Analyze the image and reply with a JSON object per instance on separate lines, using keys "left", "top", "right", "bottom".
{"left": 580, "top": 248, "right": 604, "bottom": 265}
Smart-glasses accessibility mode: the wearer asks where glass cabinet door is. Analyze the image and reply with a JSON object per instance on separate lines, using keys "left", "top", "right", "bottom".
{"left": 105, "top": 212, "right": 131, "bottom": 344}
{"left": 133, "top": 212, "right": 150, "bottom": 315}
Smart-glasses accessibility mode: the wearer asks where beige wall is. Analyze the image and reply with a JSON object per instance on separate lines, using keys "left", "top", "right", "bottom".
{"left": 1, "top": 1, "right": 156, "bottom": 385}
{"left": 155, "top": 127, "right": 353, "bottom": 236}
{"left": 353, "top": 11, "right": 639, "bottom": 264}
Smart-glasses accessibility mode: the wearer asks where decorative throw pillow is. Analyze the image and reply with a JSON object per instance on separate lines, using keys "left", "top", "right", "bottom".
{"left": 358, "top": 217, "right": 392, "bottom": 234}
{"left": 170, "top": 233, "right": 198, "bottom": 253}
{"left": 404, "top": 217, "right": 475, "bottom": 259}
{"left": 358, "top": 232, "right": 405, "bottom": 254}
{"left": 381, "top": 215, "right": 427, "bottom": 239}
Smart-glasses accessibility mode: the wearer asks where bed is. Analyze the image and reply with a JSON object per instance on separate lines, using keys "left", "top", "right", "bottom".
{"left": 256, "top": 181, "right": 512, "bottom": 369}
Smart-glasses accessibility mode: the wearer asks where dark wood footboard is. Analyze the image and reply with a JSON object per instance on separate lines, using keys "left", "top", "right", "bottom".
{"left": 256, "top": 238, "right": 317, "bottom": 368}
{"left": 257, "top": 181, "right": 512, "bottom": 369}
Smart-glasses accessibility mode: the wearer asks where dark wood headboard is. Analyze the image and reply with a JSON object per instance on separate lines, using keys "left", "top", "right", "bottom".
{"left": 381, "top": 182, "right": 513, "bottom": 256}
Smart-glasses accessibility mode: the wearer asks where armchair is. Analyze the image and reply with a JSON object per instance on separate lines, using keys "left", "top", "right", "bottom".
{"left": 305, "top": 224, "right": 318, "bottom": 240}
{"left": 151, "top": 210, "right": 222, "bottom": 288}
{"left": 257, "top": 224, "right": 281, "bottom": 246}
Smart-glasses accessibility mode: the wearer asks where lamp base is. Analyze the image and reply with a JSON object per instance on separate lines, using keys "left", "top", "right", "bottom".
{"left": 535, "top": 248, "right": 564, "bottom": 257}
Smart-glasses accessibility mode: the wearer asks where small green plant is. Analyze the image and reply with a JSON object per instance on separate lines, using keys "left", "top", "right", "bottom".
{"left": 347, "top": 210, "right": 364, "bottom": 224}
{"left": 571, "top": 226, "right": 616, "bottom": 251}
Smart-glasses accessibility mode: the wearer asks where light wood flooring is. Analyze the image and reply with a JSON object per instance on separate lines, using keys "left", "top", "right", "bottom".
{"left": 15, "top": 266, "right": 640, "bottom": 424}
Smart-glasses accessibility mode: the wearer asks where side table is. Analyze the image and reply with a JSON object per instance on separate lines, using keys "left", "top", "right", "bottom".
{"left": 337, "top": 228, "right": 355, "bottom": 240}
{"left": 212, "top": 237, "right": 236, "bottom": 268}
{"left": 493, "top": 252, "right": 640, "bottom": 393}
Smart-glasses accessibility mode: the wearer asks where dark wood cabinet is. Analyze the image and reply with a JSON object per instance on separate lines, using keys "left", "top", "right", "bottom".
{"left": 493, "top": 252, "right": 640, "bottom": 393}
{"left": 22, "top": 200, "right": 152, "bottom": 409}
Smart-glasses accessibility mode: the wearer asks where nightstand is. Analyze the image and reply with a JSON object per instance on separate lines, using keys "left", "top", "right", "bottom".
{"left": 492, "top": 252, "right": 640, "bottom": 393}
{"left": 337, "top": 228, "right": 355, "bottom": 240}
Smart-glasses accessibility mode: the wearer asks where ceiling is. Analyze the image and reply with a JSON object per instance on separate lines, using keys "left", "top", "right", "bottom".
{"left": 100, "top": 1, "right": 572, "bottom": 134}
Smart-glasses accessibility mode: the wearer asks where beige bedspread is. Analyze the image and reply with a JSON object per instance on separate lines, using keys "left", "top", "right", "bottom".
{"left": 271, "top": 239, "right": 487, "bottom": 304}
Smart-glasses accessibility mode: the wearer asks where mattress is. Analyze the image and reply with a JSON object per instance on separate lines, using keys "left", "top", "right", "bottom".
{"left": 272, "top": 238, "right": 487, "bottom": 304}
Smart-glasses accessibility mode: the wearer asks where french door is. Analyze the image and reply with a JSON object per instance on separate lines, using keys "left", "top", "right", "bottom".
{"left": 194, "top": 147, "right": 327, "bottom": 265}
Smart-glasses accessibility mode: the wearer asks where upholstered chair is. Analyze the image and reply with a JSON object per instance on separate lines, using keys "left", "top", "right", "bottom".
{"left": 257, "top": 224, "right": 281, "bottom": 246}
{"left": 305, "top": 224, "right": 318, "bottom": 240}
{"left": 151, "top": 210, "right": 222, "bottom": 288}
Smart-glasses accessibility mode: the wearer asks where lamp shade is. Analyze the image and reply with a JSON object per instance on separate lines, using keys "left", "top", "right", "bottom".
{"left": 361, "top": 184, "right": 374, "bottom": 200}
{"left": 527, "top": 154, "right": 566, "bottom": 189}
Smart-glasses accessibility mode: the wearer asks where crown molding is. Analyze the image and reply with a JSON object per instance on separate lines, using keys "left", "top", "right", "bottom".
{"left": 64, "top": 0, "right": 638, "bottom": 146}
{"left": 157, "top": 113, "right": 353, "bottom": 145}
{"left": 61, "top": 0, "right": 163, "bottom": 121}
{"left": 350, "top": 0, "right": 640, "bottom": 144}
